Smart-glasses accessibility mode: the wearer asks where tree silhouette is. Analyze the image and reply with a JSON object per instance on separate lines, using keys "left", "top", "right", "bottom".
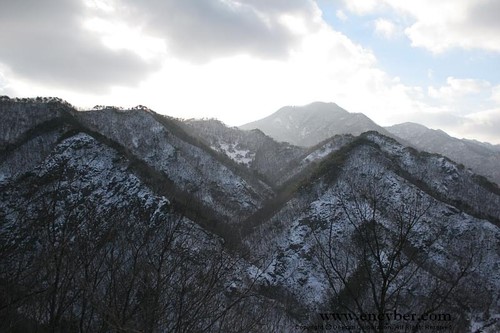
{"left": 314, "top": 164, "right": 478, "bottom": 333}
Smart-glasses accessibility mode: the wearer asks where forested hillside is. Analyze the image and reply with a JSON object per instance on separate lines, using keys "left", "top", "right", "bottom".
{"left": 1, "top": 97, "right": 499, "bottom": 332}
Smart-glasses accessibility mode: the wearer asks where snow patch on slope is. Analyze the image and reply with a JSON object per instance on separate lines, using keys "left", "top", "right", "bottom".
{"left": 216, "top": 142, "right": 255, "bottom": 166}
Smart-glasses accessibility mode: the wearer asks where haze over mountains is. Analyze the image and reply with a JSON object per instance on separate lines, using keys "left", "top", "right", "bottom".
{"left": 386, "top": 122, "right": 500, "bottom": 186}
{"left": 241, "top": 101, "right": 500, "bottom": 185}
{"left": 1, "top": 96, "right": 499, "bottom": 332}
{"left": 240, "top": 102, "right": 393, "bottom": 147}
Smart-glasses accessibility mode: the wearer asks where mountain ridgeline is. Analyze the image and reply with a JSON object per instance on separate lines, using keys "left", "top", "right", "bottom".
{"left": 386, "top": 122, "right": 500, "bottom": 185}
{"left": 1, "top": 96, "right": 499, "bottom": 332}
{"left": 241, "top": 101, "right": 500, "bottom": 185}
{"left": 240, "top": 102, "right": 394, "bottom": 146}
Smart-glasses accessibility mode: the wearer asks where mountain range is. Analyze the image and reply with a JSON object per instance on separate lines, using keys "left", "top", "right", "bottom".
{"left": 240, "top": 102, "right": 393, "bottom": 147}
{"left": 1, "top": 96, "right": 499, "bottom": 332}
{"left": 241, "top": 101, "right": 500, "bottom": 185}
{"left": 385, "top": 122, "right": 500, "bottom": 186}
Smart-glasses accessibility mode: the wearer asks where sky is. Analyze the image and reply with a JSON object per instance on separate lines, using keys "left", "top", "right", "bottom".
{"left": 1, "top": 0, "right": 499, "bottom": 143}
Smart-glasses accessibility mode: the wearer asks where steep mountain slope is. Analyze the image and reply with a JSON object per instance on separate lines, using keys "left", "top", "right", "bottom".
{"left": 75, "top": 107, "right": 272, "bottom": 221}
{"left": 0, "top": 96, "right": 72, "bottom": 148}
{"left": 179, "top": 118, "right": 305, "bottom": 185}
{"left": 240, "top": 102, "right": 392, "bottom": 147}
{"left": 2, "top": 97, "right": 499, "bottom": 332}
{"left": 0, "top": 97, "right": 294, "bottom": 332}
{"left": 0, "top": 132, "right": 288, "bottom": 332}
{"left": 386, "top": 122, "right": 500, "bottom": 185}
{"left": 242, "top": 132, "right": 500, "bottom": 331}
{"left": 179, "top": 118, "right": 358, "bottom": 188}
{"left": 0, "top": 97, "right": 274, "bottom": 222}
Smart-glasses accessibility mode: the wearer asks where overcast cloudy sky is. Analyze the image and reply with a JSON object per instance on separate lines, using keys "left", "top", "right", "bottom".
{"left": 1, "top": 0, "right": 499, "bottom": 143}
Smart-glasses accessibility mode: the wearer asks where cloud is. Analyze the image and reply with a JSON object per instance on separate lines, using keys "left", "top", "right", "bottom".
{"left": 342, "top": 0, "right": 500, "bottom": 53}
{"left": 343, "top": 0, "right": 380, "bottom": 15}
{"left": 115, "top": 0, "right": 321, "bottom": 62}
{"left": 1, "top": 0, "right": 499, "bottom": 144}
{"left": 386, "top": 107, "right": 500, "bottom": 143}
{"left": 491, "top": 85, "right": 500, "bottom": 104}
{"left": 383, "top": 77, "right": 500, "bottom": 143}
{"left": 0, "top": 0, "right": 159, "bottom": 92}
{"left": 437, "top": 109, "right": 500, "bottom": 143}
{"left": 428, "top": 77, "right": 491, "bottom": 100}
{"left": 336, "top": 10, "right": 348, "bottom": 22}
{"left": 426, "top": 77, "right": 493, "bottom": 116}
{"left": 124, "top": 22, "right": 388, "bottom": 126}
{"left": 1, "top": 0, "right": 403, "bottom": 124}
{"left": 374, "top": 18, "right": 399, "bottom": 39}
{"left": 0, "top": 69, "right": 16, "bottom": 96}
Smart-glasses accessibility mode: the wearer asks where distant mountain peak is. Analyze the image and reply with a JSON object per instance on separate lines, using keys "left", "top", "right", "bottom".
{"left": 240, "top": 101, "right": 391, "bottom": 146}
{"left": 274, "top": 101, "right": 347, "bottom": 116}
{"left": 386, "top": 121, "right": 500, "bottom": 185}
{"left": 391, "top": 121, "right": 428, "bottom": 130}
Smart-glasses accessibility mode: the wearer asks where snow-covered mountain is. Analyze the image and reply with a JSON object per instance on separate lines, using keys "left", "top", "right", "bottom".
{"left": 0, "top": 97, "right": 291, "bottom": 332}
{"left": 386, "top": 122, "right": 500, "bottom": 185}
{"left": 240, "top": 102, "right": 393, "bottom": 147}
{"left": 240, "top": 101, "right": 500, "bottom": 186}
{"left": 1, "top": 97, "right": 499, "bottom": 332}
{"left": 244, "top": 134, "right": 499, "bottom": 333}
{"left": 179, "top": 118, "right": 305, "bottom": 186}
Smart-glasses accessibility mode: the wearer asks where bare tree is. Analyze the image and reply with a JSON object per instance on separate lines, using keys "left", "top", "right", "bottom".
{"left": 1, "top": 161, "right": 278, "bottom": 333}
{"left": 314, "top": 164, "right": 477, "bottom": 333}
